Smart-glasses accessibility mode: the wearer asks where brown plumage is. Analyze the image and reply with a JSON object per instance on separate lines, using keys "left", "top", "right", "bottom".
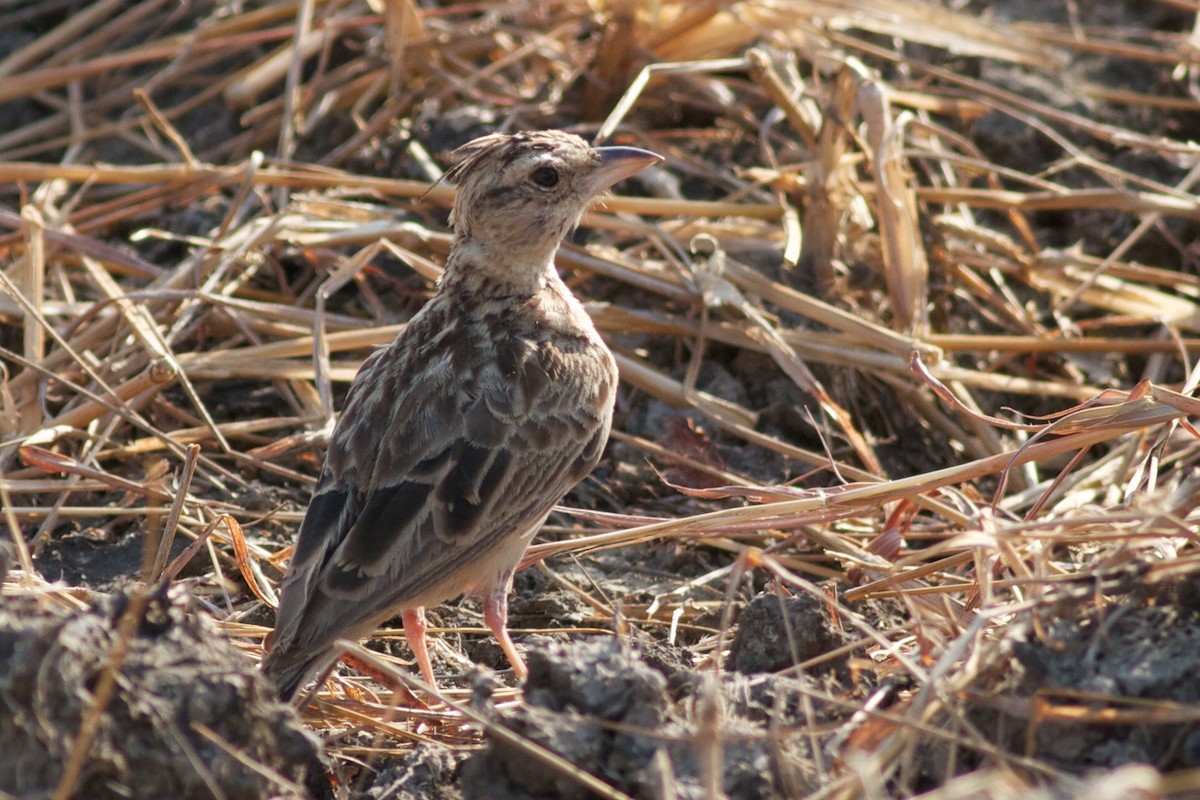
{"left": 261, "top": 130, "right": 662, "bottom": 699}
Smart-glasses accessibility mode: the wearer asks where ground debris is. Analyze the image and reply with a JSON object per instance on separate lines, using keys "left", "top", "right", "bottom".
{"left": 355, "top": 742, "right": 465, "bottom": 800}
{"left": 462, "top": 637, "right": 830, "bottom": 799}
{"left": 0, "top": 584, "right": 327, "bottom": 800}
{"left": 729, "top": 589, "right": 848, "bottom": 675}
{"left": 965, "top": 585, "right": 1200, "bottom": 775}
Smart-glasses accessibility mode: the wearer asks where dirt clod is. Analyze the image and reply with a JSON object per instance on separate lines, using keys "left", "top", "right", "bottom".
{"left": 356, "top": 742, "right": 465, "bottom": 800}
{"left": 0, "top": 586, "right": 327, "bottom": 800}
{"left": 728, "top": 590, "right": 848, "bottom": 675}
{"left": 968, "top": 592, "right": 1200, "bottom": 776}
{"left": 462, "top": 637, "right": 826, "bottom": 799}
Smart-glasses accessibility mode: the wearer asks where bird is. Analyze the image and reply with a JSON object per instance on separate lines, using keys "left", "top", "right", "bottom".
{"left": 261, "top": 130, "right": 662, "bottom": 700}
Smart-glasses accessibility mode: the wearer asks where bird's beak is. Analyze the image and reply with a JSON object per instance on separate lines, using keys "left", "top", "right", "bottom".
{"left": 589, "top": 145, "right": 663, "bottom": 192}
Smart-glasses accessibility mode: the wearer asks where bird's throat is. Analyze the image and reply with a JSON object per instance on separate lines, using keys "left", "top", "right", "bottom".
{"left": 441, "top": 236, "right": 560, "bottom": 298}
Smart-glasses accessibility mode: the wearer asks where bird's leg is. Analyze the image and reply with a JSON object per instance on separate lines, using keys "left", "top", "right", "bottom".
{"left": 402, "top": 607, "right": 438, "bottom": 687}
{"left": 483, "top": 586, "right": 528, "bottom": 680}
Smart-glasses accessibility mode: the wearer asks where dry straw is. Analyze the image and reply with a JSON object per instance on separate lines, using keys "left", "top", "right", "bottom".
{"left": 3, "top": 0, "right": 1200, "bottom": 797}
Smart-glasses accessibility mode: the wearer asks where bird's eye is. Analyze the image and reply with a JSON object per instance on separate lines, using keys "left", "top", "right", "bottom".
{"left": 530, "top": 166, "right": 559, "bottom": 188}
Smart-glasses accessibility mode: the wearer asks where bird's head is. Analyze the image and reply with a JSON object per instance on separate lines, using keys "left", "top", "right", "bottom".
{"left": 441, "top": 130, "right": 661, "bottom": 280}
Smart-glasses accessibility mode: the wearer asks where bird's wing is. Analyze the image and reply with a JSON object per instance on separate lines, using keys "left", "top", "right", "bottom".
{"left": 269, "top": 309, "right": 612, "bottom": 657}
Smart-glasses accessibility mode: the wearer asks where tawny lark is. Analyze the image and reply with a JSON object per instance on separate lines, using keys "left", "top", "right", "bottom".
{"left": 261, "top": 130, "right": 661, "bottom": 699}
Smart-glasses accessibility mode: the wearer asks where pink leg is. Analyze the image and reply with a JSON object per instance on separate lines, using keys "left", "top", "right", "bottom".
{"left": 402, "top": 607, "right": 438, "bottom": 687}
{"left": 483, "top": 589, "right": 527, "bottom": 680}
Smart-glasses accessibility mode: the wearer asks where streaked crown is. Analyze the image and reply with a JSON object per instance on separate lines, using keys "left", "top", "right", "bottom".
{"left": 443, "top": 130, "right": 660, "bottom": 260}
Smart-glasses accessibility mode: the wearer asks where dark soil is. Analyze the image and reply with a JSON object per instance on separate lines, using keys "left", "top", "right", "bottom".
{"left": 728, "top": 591, "right": 849, "bottom": 676}
{"left": 0, "top": 582, "right": 327, "bottom": 799}
{"left": 974, "top": 583, "right": 1200, "bottom": 775}
{"left": 459, "top": 637, "right": 836, "bottom": 800}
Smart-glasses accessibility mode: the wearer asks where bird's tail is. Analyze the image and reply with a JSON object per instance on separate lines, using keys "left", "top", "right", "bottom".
{"left": 261, "top": 642, "right": 332, "bottom": 701}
